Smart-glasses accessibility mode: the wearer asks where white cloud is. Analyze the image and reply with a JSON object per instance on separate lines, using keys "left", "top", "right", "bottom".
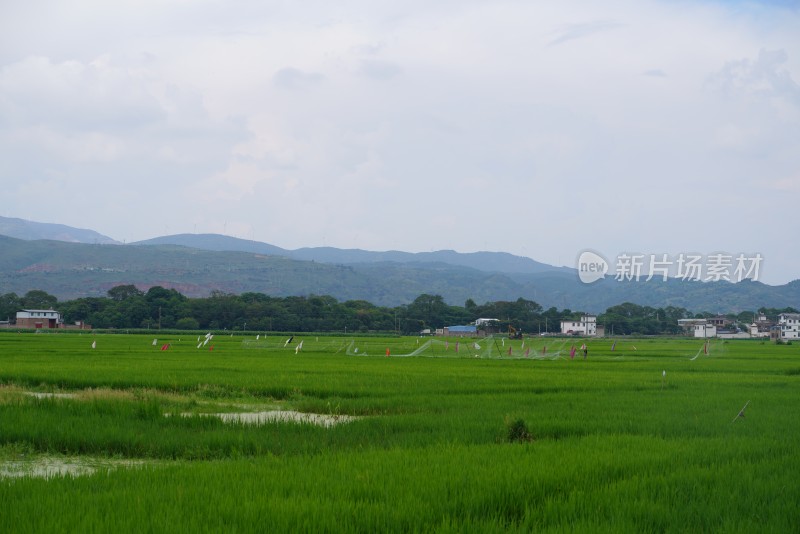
{"left": 1, "top": 0, "right": 799, "bottom": 284}
{"left": 273, "top": 68, "right": 325, "bottom": 90}
{"left": 547, "top": 20, "right": 626, "bottom": 47}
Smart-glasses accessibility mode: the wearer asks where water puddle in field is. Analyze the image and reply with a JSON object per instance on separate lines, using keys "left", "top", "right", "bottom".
{"left": 23, "top": 392, "right": 77, "bottom": 399}
{"left": 0, "top": 457, "right": 150, "bottom": 480}
{"left": 177, "top": 410, "right": 359, "bottom": 427}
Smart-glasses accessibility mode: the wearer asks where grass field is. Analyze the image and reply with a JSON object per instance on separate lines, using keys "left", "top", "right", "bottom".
{"left": 1, "top": 331, "right": 798, "bottom": 532}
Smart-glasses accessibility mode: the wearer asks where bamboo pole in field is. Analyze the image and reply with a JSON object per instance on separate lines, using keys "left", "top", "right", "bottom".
{"left": 732, "top": 400, "right": 750, "bottom": 423}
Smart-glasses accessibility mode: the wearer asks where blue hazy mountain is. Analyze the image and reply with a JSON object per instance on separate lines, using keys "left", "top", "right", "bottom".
{"left": 0, "top": 216, "right": 119, "bottom": 245}
{"left": 133, "top": 233, "right": 571, "bottom": 276}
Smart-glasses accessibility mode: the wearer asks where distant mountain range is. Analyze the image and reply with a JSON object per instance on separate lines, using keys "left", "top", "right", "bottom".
{"left": 0, "top": 218, "right": 798, "bottom": 312}
{"left": 133, "top": 234, "right": 572, "bottom": 276}
{"left": 0, "top": 216, "right": 120, "bottom": 245}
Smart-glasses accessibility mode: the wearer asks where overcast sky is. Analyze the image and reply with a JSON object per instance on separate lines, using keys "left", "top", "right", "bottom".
{"left": 1, "top": 1, "right": 798, "bottom": 285}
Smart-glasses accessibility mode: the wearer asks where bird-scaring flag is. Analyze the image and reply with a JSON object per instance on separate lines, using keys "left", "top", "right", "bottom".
{"left": 152, "top": 339, "right": 157, "bottom": 346}
{"left": 570, "top": 346, "right": 576, "bottom": 359}
{"left": 295, "top": 340, "right": 304, "bottom": 354}
{"left": 542, "top": 345, "right": 547, "bottom": 355}
{"left": 455, "top": 342, "right": 459, "bottom": 353}
{"left": 507, "top": 346, "right": 512, "bottom": 356}
{"left": 91, "top": 340, "right": 96, "bottom": 349}
{"left": 703, "top": 342, "right": 708, "bottom": 355}
{"left": 525, "top": 348, "right": 530, "bottom": 357}
{"left": 611, "top": 341, "right": 616, "bottom": 351}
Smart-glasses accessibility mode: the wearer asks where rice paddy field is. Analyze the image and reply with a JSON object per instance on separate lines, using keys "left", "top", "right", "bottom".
{"left": 1, "top": 331, "right": 799, "bottom": 532}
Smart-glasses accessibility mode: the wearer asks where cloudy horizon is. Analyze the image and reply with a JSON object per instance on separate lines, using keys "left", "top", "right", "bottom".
{"left": 1, "top": 1, "right": 798, "bottom": 285}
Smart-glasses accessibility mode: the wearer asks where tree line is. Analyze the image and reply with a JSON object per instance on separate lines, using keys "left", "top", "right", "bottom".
{"left": 1, "top": 286, "right": 797, "bottom": 335}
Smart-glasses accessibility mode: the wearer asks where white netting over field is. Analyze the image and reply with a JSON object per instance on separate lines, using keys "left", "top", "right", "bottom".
{"left": 345, "top": 337, "right": 571, "bottom": 359}
{"left": 240, "top": 335, "right": 723, "bottom": 361}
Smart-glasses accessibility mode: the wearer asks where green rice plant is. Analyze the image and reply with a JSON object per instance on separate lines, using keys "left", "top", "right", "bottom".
{"left": 1, "top": 333, "right": 799, "bottom": 531}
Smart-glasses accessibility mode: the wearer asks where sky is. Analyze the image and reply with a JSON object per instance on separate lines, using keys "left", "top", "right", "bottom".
{"left": 1, "top": 0, "right": 798, "bottom": 285}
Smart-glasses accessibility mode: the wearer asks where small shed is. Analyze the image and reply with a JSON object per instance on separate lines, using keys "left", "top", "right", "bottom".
{"left": 443, "top": 325, "right": 478, "bottom": 337}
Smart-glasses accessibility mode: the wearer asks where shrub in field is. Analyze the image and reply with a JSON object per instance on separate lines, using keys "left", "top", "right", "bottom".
{"left": 504, "top": 417, "right": 533, "bottom": 443}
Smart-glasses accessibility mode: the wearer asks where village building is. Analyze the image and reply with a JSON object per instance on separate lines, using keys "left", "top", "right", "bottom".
{"left": 443, "top": 325, "right": 479, "bottom": 337}
{"left": 778, "top": 313, "right": 800, "bottom": 340}
{"left": 693, "top": 323, "right": 716, "bottom": 338}
{"left": 12, "top": 309, "right": 91, "bottom": 330}
{"left": 770, "top": 325, "right": 783, "bottom": 341}
{"left": 678, "top": 318, "right": 717, "bottom": 338}
{"left": 16, "top": 309, "right": 62, "bottom": 329}
{"left": 707, "top": 315, "right": 733, "bottom": 329}
{"left": 474, "top": 318, "right": 500, "bottom": 336}
{"left": 560, "top": 314, "right": 599, "bottom": 336}
{"left": 749, "top": 313, "right": 773, "bottom": 338}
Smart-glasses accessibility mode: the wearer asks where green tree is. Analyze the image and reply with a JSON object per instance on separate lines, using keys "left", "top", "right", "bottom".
{"left": 175, "top": 317, "right": 200, "bottom": 330}
{"left": 21, "top": 290, "right": 57, "bottom": 309}
{"left": 145, "top": 286, "right": 187, "bottom": 329}
{"left": 0, "top": 293, "right": 21, "bottom": 322}
{"left": 107, "top": 285, "right": 144, "bottom": 301}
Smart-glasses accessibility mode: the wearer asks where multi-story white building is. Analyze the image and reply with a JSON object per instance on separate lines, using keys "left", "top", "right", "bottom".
{"left": 16, "top": 309, "right": 62, "bottom": 329}
{"left": 560, "top": 314, "right": 597, "bottom": 336}
{"left": 677, "top": 318, "right": 717, "bottom": 338}
{"left": 693, "top": 323, "right": 717, "bottom": 338}
{"left": 778, "top": 313, "right": 800, "bottom": 340}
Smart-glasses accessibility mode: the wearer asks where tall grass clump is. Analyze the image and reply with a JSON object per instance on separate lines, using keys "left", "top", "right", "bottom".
{"left": 504, "top": 416, "right": 533, "bottom": 443}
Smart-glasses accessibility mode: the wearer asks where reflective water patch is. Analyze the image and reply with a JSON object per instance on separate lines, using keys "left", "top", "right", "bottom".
{"left": 179, "top": 410, "right": 359, "bottom": 427}
{"left": 0, "top": 457, "right": 151, "bottom": 479}
{"left": 24, "top": 392, "right": 77, "bottom": 400}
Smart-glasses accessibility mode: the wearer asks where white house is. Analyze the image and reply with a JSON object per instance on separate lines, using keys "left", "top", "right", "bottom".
{"left": 694, "top": 323, "right": 716, "bottom": 338}
{"left": 748, "top": 323, "right": 770, "bottom": 338}
{"left": 560, "top": 314, "right": 597, "bottom": 336}
{"left": 778, "top": 313, "right": 800, "bottom": 340}
{"left": 16, "top": 309, "right": 62, "bottom": 329}
{"left": 677, "top": 319, "right": 717, "bottom": 338}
